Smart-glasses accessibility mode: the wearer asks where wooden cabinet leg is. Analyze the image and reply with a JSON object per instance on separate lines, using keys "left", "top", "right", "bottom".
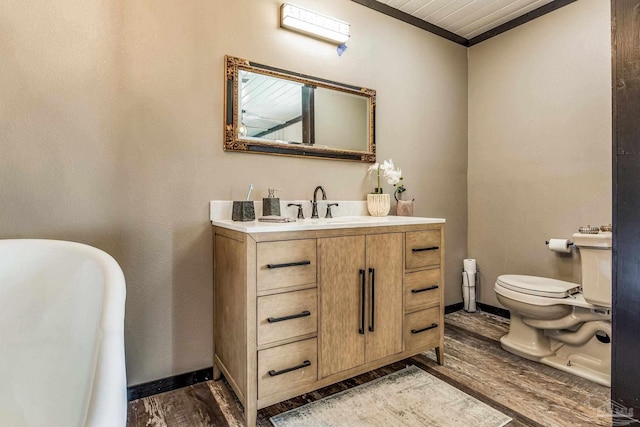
{"left": 213, "top": 360, "right": 222, "bottom": 380}
{"left": 435, "top": 346, "right": 444, "bottom": 365}
{"left": 245, "top": 402, "right": 257, "bottom": 427}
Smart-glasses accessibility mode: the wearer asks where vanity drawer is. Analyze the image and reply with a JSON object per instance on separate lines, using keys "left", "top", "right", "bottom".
{"left": 405, "top": 230, "right": 441, "bottom": 269}
{"left": 258, "top": 338, "right": 318, "bottom": 399}
{"left": 257, "top": 239, "right": 317, "bottom": 292}
{"left": 405, "top": 269, "right": 441, "bottom": 312}
{"left": 404, "top": 307, "right": 441, "bottom": 352}
{"left": 257, "top": 288, "right": 317, "bottom": 346}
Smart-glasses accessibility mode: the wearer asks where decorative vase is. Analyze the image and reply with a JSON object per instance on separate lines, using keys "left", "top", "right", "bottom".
{"left": 367, "top": 193, "right": 391, "bottom": 217}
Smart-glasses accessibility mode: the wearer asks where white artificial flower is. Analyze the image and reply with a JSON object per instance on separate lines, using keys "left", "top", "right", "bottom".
{"left": 380, "top": 159, "right": 394, "bottom": 172}
{"left": 366, "top": 159, "right": 406, "bottom": 194}
{"left": 386, "top": 168, "right": 402, "bottom": 185}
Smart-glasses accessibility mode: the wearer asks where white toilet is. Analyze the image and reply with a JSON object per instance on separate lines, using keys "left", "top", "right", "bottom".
{"left": 494, "top": 231, "right": 612, "bottom": 386}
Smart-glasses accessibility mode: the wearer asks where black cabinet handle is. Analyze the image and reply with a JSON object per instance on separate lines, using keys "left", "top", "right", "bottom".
{"left": 411, "top": 323, "right": 438, "bottom": 334}
{"left": 267, "top": 311, "right": 311, "bottom": 323}
{"left": 267, "top": 260, "right": 311, "bottom": 269}
{"left": 268, "top": 360, "right": 311, "bottom": 377}
{"left": 359, "top": 269, "right": 365, "bottom": 335}
{"left": 412, "top": 246, "right": 439, "bottom": 252}
{"left": 411, "top": 285, "right": 439, "bottom": 293}
{"left": 368, "top": 268, "right": 375, "bottom": 332}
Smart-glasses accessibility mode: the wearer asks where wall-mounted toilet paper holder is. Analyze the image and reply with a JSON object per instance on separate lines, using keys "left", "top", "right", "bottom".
{"left": 546, "top": 239, "right": 575, "bottom": 253}
{"left": 545, "top": 240, "right": 574, "bottom": 246}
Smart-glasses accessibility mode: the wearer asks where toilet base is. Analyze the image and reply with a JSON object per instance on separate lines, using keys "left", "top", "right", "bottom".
{"left": 542, "top": 353, "right": 610, "bottom": 387}
{"left": 501, "top": 314, "right": 611, "bottom": 387}
{"left": 499, "top": 314, "right": 554, "bottom": 360}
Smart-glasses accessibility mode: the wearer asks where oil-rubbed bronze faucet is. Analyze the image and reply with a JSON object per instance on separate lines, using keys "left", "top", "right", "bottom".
{"left": 325, "top": 203, "right": 339, "bottom": 218}
{"left": 287, "top": 203, "right": 304, "bottom": 219}
{"left": 311, "top": 186, "right": 327, "bottom": 219}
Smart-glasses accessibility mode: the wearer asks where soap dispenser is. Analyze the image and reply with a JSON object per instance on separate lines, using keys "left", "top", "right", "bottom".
{"left": 262, "top": 189, "right": 281, "bottom": 216}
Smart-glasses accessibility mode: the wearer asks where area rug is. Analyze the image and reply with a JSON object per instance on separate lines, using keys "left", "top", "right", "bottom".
{"left": 270, "top": 365, "right": 512, "bottom": 427}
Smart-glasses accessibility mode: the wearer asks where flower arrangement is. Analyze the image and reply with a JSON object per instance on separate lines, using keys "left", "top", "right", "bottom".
{"left": 368, "top": 159, "right": 405, "bottom": 196}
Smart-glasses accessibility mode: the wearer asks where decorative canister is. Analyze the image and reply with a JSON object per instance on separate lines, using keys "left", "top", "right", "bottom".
{"left": 367, "top": 193, "right": 391, "bottom": 217}
{"left": 232, "top": 201, "right": 255, "bottom": 221}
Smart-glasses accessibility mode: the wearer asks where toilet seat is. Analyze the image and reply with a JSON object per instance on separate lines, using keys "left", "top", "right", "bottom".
{"left": 495, "top": 276, "right": 595, "bottom": 309}
{"left": 496, "top": 275, "right": 580, "bottom": 298}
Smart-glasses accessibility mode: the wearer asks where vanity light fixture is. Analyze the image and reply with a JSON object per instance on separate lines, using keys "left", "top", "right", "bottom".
{"left": 280, "top": 3, "right": 350, "bottom": 44}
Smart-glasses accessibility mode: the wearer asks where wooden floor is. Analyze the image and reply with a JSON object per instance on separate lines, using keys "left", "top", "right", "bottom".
{"left": 127, "top": 311, "right": 611, "bottom": 426}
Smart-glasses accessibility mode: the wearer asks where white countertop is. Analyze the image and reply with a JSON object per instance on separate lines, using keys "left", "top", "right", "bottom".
{"left": 210, "top": 201, "right": 445, "bottom": 233}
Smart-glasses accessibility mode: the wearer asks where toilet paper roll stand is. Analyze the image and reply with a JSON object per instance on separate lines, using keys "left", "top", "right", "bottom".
{"left": 461, "top": 268, "right": 479, "bottom": 313}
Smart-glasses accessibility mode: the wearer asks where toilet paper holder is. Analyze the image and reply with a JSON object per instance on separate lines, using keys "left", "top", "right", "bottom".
{"left": 544, "top": 239, "right": 576, "bottom": 253}
{"left": 545, "top": 240, "right": 574, "bottom": 246}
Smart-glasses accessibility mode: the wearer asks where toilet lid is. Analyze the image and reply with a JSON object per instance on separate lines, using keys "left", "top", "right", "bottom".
{"left": 496, "top": 275, "right": 581, "bottom": 298}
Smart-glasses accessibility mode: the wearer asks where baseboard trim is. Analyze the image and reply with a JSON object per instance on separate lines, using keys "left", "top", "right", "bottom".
{"left": 444, "top": 302, "right": 464, "bottom": 314}
{"left": 127, "top": 367, "right": 213, "bottom": 401}
{"left": 477, "top": 302, "right": 510, "bottom": 319}
{"left": 444, "top": 302, "right": 510, "bottom": 319}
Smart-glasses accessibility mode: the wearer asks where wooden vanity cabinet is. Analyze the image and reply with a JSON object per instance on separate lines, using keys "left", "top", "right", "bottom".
{"left": 212, "top": 223, "right": 444, "bottom": 427}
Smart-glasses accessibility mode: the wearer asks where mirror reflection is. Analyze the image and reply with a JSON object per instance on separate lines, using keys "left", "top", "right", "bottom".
{"left": 225, "top": 55, "right": 376, "bottom": 162}
{"left": 239, "top": 71, "right": 305, "bottom": 142}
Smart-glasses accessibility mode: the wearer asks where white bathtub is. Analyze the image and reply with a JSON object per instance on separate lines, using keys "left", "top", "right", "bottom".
{"left": 0, "top": 239, "right": 127, "bottom": 427}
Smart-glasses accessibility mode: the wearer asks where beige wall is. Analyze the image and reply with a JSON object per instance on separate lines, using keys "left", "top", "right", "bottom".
{"left": 468, "top": 0, "right": 611, "bottom": 307}
{"left": 1, "top": 0, "right": 468, "bottom": 385}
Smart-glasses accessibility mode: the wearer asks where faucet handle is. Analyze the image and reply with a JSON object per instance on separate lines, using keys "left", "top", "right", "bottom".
{"left": 325, "top": 203, "right": 339, "bottom": 218}
{"left": 287, "top": 203, "right": 304, "bottom": 219}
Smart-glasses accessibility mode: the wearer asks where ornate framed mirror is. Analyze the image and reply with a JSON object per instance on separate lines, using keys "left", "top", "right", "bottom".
{"left": 224, "top": 55, "right": 376, "bottom": 163}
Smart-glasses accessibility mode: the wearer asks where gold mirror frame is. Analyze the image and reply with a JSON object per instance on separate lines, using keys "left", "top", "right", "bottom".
{"left": 224, "top": 55, "right": 376, "bottom": 163}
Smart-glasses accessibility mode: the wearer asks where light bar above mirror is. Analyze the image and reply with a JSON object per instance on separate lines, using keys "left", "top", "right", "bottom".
{"left": 280, "top": 3, "right": 350, "bottom": 44}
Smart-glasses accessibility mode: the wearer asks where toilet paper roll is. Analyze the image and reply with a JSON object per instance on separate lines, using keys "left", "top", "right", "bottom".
{"left": 463, "top": 258, "right": 476, "bottom": 273}
{"left": 548, "top": 238, "right": 571, "bottom": 253}
{"left": 462, "top": 270, "right": 477, "bottom": 313}
{"left": 462, "top": 272, "right": 470, "bottom": 310}
{"left": 468, "top": 282, "right": 477, "bottom": 312}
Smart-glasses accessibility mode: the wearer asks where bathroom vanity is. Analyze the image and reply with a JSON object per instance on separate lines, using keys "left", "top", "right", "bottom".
{"left": 211, "top": 213, "right": 445, "bottom": 427}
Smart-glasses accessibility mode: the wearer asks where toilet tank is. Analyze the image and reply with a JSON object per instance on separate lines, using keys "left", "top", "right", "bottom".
{"left": 572, "top": 232, "right": 612, "bottom": 307}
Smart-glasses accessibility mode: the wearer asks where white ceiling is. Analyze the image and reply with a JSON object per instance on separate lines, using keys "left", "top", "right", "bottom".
{"left": 374, "top": 0, "right": 555, "bottom": 39}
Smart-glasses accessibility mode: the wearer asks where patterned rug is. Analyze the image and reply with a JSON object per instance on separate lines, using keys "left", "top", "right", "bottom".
{"left": 270, "top": 365, "right": 512, "bottom": 427}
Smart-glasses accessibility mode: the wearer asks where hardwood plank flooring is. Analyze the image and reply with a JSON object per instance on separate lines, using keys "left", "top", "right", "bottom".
{"left": 445, "top": 309, "right": 510, "bottom": 342}
{"left": 128, "top": 311, "right": 612, "bottom": 426}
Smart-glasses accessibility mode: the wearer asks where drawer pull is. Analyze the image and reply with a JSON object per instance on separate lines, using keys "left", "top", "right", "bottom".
{"left": 412, "top": 246, "right": 439, "bottom": 252}
{"left": 411, "top": 285, "right": 439, "bottom": 293}
{"left": 411, "top": 323, "right": 438, "bottom": 334}
{"left": 267, "top": 311, "right": 311, "bottom": 323}
{"left": 266, "top": 260, "right": 311, "bottom": 269}
{"left": 268, "top": 360, "right": 311, "bottom": 377}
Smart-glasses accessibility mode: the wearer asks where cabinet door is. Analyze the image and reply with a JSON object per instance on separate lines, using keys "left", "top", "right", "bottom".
{"left": 318, "top": 236, "right": 366, "bottom": 378}
{"left": 365, "top": 233, "right": 403, "bottom": 363}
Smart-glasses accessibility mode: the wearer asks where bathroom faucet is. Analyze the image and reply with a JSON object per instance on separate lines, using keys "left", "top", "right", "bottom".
{"left": 311, "top": 186, "right": 327, "bottom": 219}
{"left": 325, "top": 203, "right": 339, "bottom": 218}
{"left": 288, "top": 203, "right": 305, "bottom": 219}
